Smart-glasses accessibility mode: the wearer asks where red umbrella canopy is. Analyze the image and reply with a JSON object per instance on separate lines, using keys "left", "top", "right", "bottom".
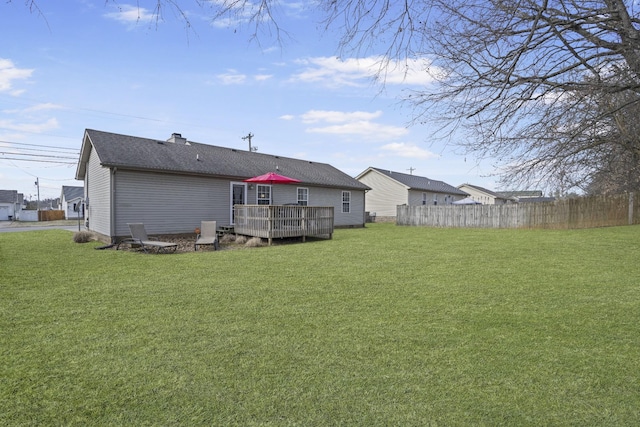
{"left": 244, "top": 172, "right": 301, "bottom": 184}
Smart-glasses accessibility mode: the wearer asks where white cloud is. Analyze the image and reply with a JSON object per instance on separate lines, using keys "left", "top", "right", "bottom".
{"left": 0, "top": 118, "right": 59, "bottom": 133}
{"left": 291, "top": 57, "right": 372, "bottom": 87}
{"left": 379, "top": 142, "right": 438, "bottom": 160}
{"left": 213, "top": 70, "right": 273, "bottom": 85}
{"left": 291, "top": 56, "right": 437, "bottom": 88}
{"left": 2, "top": 103, "right": 63, "bottom": 114}
{"left": 0, "top": 58, "right": 34, "bottom": 95}
{"left": 254, "top": 74, "right": 273, "bottom": 81}
{"left": 104, "top": 4, "right": 155, "bottom": 25}
{"left": 287, "top": 109, "right": 408, "bottom": 141}
{"left": 300, "top": 110, "right": 382, "bottom": 124}
{"left": 216, "top": 70, "right": 247, "bottom": 85}
{"left": 307, "top": 121, "right": 408, "bottom": 140}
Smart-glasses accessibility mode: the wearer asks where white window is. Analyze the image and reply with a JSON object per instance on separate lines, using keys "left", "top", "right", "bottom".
{"left": 257, "top": 185, "right": 271, "bottom": 205}
{"left": 433, "top": 194, "right": 438, "bottom": 205}
{"left": 297, "top": 188, "right": 308, "bottom": 206}
{"left": 422, "top": 193, "right": 428, "bottom": 205}
{"left": 342, "top": 191, "right": 351, "bottom": 213}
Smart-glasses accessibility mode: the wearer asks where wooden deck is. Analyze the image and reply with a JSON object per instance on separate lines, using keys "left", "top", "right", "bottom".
{"left": 233, "top": 205, "right": 334, "bottom": 245}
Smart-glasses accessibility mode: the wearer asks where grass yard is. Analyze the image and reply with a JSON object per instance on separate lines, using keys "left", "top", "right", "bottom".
{"left": 1, "top": 223, "right": 640, "bottom": 425}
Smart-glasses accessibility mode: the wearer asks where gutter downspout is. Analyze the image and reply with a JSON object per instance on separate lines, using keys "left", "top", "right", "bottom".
{"left": 110, "top": 167, "right": 117, "bottom": 244}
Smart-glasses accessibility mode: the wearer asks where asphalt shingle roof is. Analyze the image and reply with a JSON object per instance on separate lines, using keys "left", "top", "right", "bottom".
{"left": 78, "top": 129, "right": 369, "bottom": 190}
{"left": 0, "top": 190, "right": 18, "bottom": 204}
{"left": 370, "top": 167, "right": 467, "bottom": 195}
{"left": 459, "top": 183, "right": 505, "bottom": 198}
{"left": 62, "top": 186, "right": 83, "bottom": 200}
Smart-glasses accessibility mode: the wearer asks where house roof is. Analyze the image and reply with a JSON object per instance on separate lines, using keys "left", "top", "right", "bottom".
{"left": 458, "top": 183, "right": 509, "bottom": 199}
{"left": 61, "top": 185, "right": 83, "bottom": 201}
{"left": 361, "top": 167, "right": 468, "bottom": 195}
{"left": 497, "top": 190, "right": 543, "bottom": 198}
{"left": 75, "top": 129, "right": 369, "bottom": 191}
{"left": 0, "top": 190, "right": 18, "bottom": 204}
{"left": 516, "top": 196, "right": 556, "bottom": 203}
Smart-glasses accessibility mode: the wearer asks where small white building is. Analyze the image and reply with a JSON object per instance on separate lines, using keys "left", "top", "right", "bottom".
{"left": 60, "top": 186, "right": 84, "bottom": 219}
{"left": 0, "top": 190, "right": 23, "bottom": 221}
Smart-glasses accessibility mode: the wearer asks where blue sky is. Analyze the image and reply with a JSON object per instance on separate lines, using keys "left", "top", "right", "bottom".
{"left": 0, "top": 1, "right": 498, "bottom": 200}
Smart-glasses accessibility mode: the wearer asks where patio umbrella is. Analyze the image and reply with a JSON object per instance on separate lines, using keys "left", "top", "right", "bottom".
{"left": 244, "top": 171, "right": 301, "bottom": 184}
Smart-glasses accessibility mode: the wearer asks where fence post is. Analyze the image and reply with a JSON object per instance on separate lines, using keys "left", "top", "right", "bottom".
{"left": 629, "top": 192, "right": 635, "bottom": 225}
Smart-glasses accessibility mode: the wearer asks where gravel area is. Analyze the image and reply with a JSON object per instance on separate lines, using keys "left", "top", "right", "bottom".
{"left": 111, "top": 233, "right": 268, "bottom": 254}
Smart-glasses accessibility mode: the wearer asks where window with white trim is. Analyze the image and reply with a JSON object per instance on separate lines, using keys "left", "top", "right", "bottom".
{"left": 433, "top": 193, "right": 438, "bottom": 205}
{"left": 422, "top": 193, "right": 428, "bottom": 205}
{"left": 257, "top": 185, "right": 271, "bottom": 205}
{"left": 342, "top": 191, "right": 351, "bottom": 213}
{"left": 297, "top": 188, "right": 308, "bottom": 206}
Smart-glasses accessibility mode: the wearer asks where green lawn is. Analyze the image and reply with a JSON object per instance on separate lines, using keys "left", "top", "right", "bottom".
{"left": 2, "top": 224, "right": 640, "bottom": 425}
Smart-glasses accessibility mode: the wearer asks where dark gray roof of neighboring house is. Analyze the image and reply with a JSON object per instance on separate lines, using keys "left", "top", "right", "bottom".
{"left": 0, "top": 190, "right": 18, "bottom": 203}
{"left": 76, "top": 129, "right": 369, "bottom": 190}
{"left": 498, "top": 190, "right": 543, "bottom": 198}
{"left": 369, "top": 167, "right": 468, "bottom": 195}
{"left": 516, "top": 196, "right": 556, "bottom": 203}
{"left": 62, "top": 186, "right": 83, "bottom": 201}
{"left": 459, "top": 183, "right": 508, "bottom": 199}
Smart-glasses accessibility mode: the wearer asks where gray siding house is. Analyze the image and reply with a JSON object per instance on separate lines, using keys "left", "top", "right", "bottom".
{"left": 75, "top": 129, "right": 370, "bottom": 241}
{"left": 356, "top": 167, "right": 468, "bottom": 219}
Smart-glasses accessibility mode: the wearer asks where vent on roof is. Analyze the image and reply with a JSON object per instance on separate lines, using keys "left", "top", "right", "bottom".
{"left": 167, "top": 133, "right": 187, "bottom": 144}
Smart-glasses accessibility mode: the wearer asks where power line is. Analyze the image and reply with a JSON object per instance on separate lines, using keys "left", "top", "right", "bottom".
{"left": 3, "top": 146, "right": 79, "bottom": 156}
{"left": 0, "top": 156, "right": 77, "bottom": 164}
{"left": 0, "top": 94, "right": 221, "bottom": 135}
{"left": 0, "top": 151, "right": 78, "bottom": 160}
{"left": 0, "top": 140, "right": 79, "bottom": 152}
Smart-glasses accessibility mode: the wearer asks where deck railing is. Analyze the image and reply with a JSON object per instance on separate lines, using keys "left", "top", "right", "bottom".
{"left": 233, "top": 205, "right": 334, "bottom": 245}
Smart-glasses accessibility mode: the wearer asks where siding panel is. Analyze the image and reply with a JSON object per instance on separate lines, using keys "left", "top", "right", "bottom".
{"left": 114, "top": 170, "right": 229, "bottom": 237}
{"left": 358, "top": 171, "right": 407, "bottom": 216}
{"left": 86, "top": 148, "right": 111, "bottom": 236}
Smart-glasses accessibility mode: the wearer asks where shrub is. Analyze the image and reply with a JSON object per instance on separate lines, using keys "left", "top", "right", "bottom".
{"left": 235, "top": 235, "right": 248, "bottom": 245}
{"left": 220, "top": 234, "right": 236, "bottom": 243}
{"left": 73, "top": 231, "right": 94, "bottom": 243}
{"left": 245, "top": 237, "right": 264, "bottom": 247}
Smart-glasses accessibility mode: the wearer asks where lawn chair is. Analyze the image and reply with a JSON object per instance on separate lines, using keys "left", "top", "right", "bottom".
{"left": 194, "top": 220, "right": 219, "bottom": 251}
{"left": 117, "top": 223, "right": 178, "bottom": 254}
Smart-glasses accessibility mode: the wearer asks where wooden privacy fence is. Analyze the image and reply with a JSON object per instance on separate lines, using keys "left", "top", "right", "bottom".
{"left": 234, "top": 205, "right": 334, "bottom": 245}
{"left": 38, "top": 210, "right": 65, "bottom": 221}
{"left": 397, "top": 193, "right": 640, "bottom": 229}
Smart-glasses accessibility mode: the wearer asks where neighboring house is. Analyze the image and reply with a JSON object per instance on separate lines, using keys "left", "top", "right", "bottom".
{"left": 0, "top": 190, "right": 23, "bottom": 221}
{"left": 75, "top": 129, "right": 370, "bottom": 241}
{"left": 497, "top": 190, "right": 555, "bottom": 203}
{"left": 457, "top": 184, "right": 513, "bottom": 205}
{"left": 356, "top": 167, "right": 469, "bottom": 218}
{"left": 60, "top": 186, "right": 84, "bottom": 219}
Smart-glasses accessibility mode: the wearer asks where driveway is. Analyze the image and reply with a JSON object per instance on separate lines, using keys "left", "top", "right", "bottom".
{"left": 0, "top": 220, "right": 82, "bottom": 233}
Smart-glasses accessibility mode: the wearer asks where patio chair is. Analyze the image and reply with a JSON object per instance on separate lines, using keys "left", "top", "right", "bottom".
{"left": 194, "top": 220, "right": 219, "bottom": 251}
{"left": 116, "top": 223, "right": 178, "bottom": 254}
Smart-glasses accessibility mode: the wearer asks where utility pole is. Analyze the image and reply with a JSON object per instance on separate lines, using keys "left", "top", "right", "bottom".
{"left": 35, "top": 177, "right": 40, "bottom": 212}
{"left": 242, "top": 132, "right": 257, "bottom": 152}
{"left": 407, "top": 167, "right": 416, "bottom": 175}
